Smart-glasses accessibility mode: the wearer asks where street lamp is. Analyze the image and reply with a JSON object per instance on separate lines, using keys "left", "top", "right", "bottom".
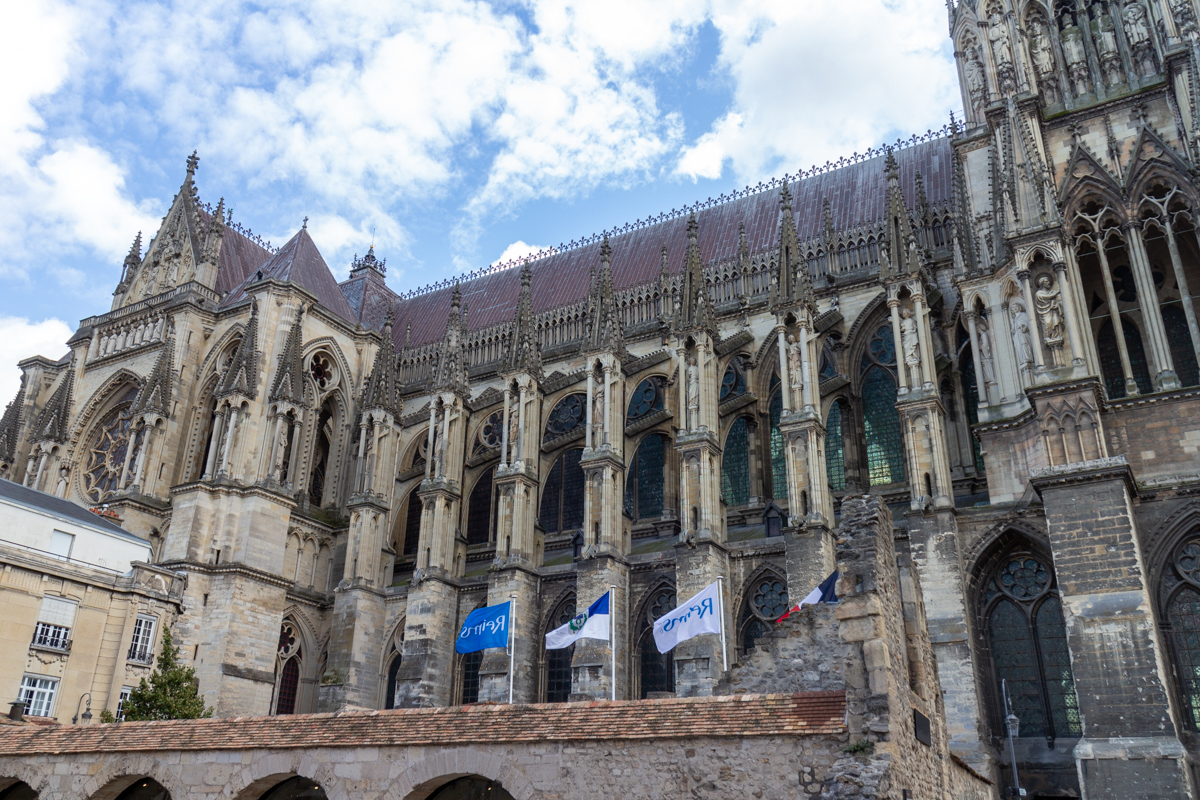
{"left": 1001, "top": 679, "right": 1025, "bottom": 798}
{"left": 72, "top": 692, "right": 92, "bottom": 725}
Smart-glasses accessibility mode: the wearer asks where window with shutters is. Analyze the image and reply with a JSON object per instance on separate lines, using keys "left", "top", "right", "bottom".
{"left": 32, "top": 596, "right": 76, "bottom": 651}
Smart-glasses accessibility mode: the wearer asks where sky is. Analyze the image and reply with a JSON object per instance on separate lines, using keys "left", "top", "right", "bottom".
{"left": 0, "top": 0, "right": 961, "bottom": 401}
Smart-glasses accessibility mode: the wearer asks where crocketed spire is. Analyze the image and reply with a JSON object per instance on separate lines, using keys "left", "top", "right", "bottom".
{"left": 361, "top": 308, "right": 401, "bottom": 415}
{"left": 217, "top": 300, "right": 260, "bottom": 400}
{"left": 270, "top": 304, "right": 307, "bottom": 405}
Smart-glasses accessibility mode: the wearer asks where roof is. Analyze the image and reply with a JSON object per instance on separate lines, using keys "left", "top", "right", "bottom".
{"left": 0, "top": 692, "right": 846, "bottom": 754}
{"left": 353, "top": 135, "right": 953, "bottom": 349}
{"left": 196, "top": 208, "right": 275, "bottom": 297}
{"left": 221, "top": 229, "right": 357, "bottom": 323}
{"left": 0, "top": 479, "right": 143, "bottom": 542}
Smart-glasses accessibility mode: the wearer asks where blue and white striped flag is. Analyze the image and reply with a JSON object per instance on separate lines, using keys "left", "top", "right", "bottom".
{"left": 545, "top": 591, "right": 610, "bottom": 650}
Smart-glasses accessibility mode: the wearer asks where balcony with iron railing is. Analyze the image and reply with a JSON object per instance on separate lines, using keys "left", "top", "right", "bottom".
{"left": 31, "top": 623, "right": 72, "bottom": 652}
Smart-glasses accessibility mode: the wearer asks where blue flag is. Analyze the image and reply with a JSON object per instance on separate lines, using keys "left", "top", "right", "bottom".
{"left": 456, "top": 601, "right": 511, "bottom": 654}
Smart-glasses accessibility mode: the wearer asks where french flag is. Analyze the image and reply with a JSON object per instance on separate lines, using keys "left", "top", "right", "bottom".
{"left": 776, "top": 571, "right": 839, "bottom": 623}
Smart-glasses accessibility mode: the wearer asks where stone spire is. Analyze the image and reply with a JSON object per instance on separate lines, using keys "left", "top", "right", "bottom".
{"left": 505, "top": 263, "right": 542, "bottom": 375}
{"left": 361, "top": 308, "right": 401, "bottom": 415}
{"left": 772, "top": 181, "right": 813, "bottom": 309}
{"left": 269, "top": 304, "right": 307, "bottom": 405}
{"left": 677, "top": 212, "right": 714, "bottom": 333}
{"left": 117, "top": 232, "right": 143, "bottom": 293}
{"left": 433, "top": 284, "right": 469, "bottom": 395}
{"left": 0, "top": 378, "right": 26, "bottom": 465}
{"left": 30, "top": 369, "right": 73, "bottom": 444}
{"left": 217, "top": 300, "right": 260, "bottom": 400}
{"left": 582, "top": 237, "right": 626, "bottom": 355}
{"left": 131, "top": 327, "right": 174, "bottom": 418}
{"left": 882, "top": 147, "right": 922, "bottom": 280}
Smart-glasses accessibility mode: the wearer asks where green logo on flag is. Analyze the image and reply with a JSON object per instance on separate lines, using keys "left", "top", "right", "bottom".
{"left": 568, "top": 612, "right": 588, "bottom": 632}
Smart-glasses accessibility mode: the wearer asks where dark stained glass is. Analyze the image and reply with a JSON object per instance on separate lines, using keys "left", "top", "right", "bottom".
{"left": 474, "top": 411, "right": 503, "bottom": 454}
{"left": 639, "top": 589, "right": 676, "bottom": 698}
{"left": 466, "top": 467, "right": 495, "bottom": 545}
{"left": 1169, "top": 585, "right": 1200, "bottom": 730}
{"left": 544, "top": 394, "right": 585, "bottom": 441}
{"left": 402, "top": 492, "right": 422, "bottom": 555}
{"left": 540, "top": 449, "right": 584, "bottom": 533}
{"left": 82, "top": 386, "right": 139, "bottom": 502}
{"left": 1036, "top": 597, "right": 1082, "bottom": 737}
{"left": 720, "top": 363, "right": 747, "bottom": 401}
{"left": 276, "top": 657, "right": 299, "bottom": 715}
{"left": 1163, "top": 305, "right": 1200, "bottom": 388}
{"left": 384, "top": 653, "right": 401, "bottom": 709}
{"left": 742, "top": 616, "right": 770, "bottom": 654}
{"left": 862, "top": 366, "right": 904, "bottom": 486}
{"left": 826, "top": 400, "right": 846, "bottom": 492}
{"left": 989, "top": 599, "right": 1048, "bottom": 737}
{"left": 546, "top": 599, "right": 577, "bottom": 703}
{"left": 539, "top": 456, "right": 563, "bottom": 531}
{"left": 460, "top": 650, "right": 483, "bottom": 705}
{"left": 627, "top": 378, "right": 665, "bottom": 423}
{"left": 721, "top": 417, "right": 750, "bottom": 505}
{"left": 769, "top": 387, "right": 788, "bottom": 500}
{"left": 960, "top": 347, "right": 985, "bottom": 472}
{"left": 628, "top": 434, "right": 666, "bottom": 520}
{"left": 752, "top": 578, "right": 789, "bottom": 618}
{"left": 1097, "top": 318, "right": 1153, "bottom": 398}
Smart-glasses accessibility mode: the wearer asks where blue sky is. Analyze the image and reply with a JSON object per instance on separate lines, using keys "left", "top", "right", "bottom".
{"left": 0, "top": 0, "right": 961, "bottom": 400}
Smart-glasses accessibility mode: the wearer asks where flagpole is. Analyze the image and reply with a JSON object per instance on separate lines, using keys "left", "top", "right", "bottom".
{"left": 715, "top": 576, "right": 728, "bottom": 672}
{"left": 508, "top": 593, "right": 517, "bottom": 705}
{"left": 609, "top": 585, "right": 617, "bottom": 702}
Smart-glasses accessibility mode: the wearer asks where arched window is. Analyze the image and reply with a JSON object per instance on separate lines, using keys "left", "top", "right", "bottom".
{"left": 959, "top": 340, "right": 985, "bottom": 472}
{"left": 861, "top": 324, "right": 904, "bottom": 486}
{"left": 474, "top": 411, "right": 504, "bottom": 454}
{"left": 401, "top": 491, "right": 422, "bottom": 556}
{"left": 1163, "top": 305, "right": 1200, "bottom": 388}
{"left": 982, "top": 551, "right": 1081, "bottom": 740}
{"left": 544, "top": 394, "right": 585, "bottom": 442}
{"left": 545, "top": 596, "right": 577, "bottom": 703}
{"left": 82, "top": 386, "right": 140, "bottom": 502}
{"left": 308, "top": 401, "right": 334, "bottom": 505}
{"left": 638, "top": 588, "right": 676, "bottom": 698}
{"left": 625, "top": 434, "right": 666, "bottom": 520}
{"left": 274, "top": 618, "right": 303, "bottom": 715}
{"left": 1097, "top": 318, "right": 1153, "bottom": 398}
{"left": 465, "top": 466, "right": 496, "bottom": 545}
{"left": 1161, "top": 533, "right": 1200, "bottom": 730}
{"left": 826, "top": 399, "right": 846, "bottom": 492}
{"left": 384, "top": 649, "right": 401, "bottom": 710}
{"left": 769, "top": 379, "right": 787, "bottom": 500}
{"left": 720, "top": 361, "right": 747, "bottom": 402}
{"left": 740, "top": 574, "right": 788, "bottom": 655}
{"left": 721, "top": 418, "right": 750, "bottom": 506}
{"left": 539, "top": 448, "right": 585, "bottom": 533}
{"left": 626, "top": 377, "right": 665, "bottom": 424}
{"left": 460, "top": 650, "right": 483, "bottom": 705}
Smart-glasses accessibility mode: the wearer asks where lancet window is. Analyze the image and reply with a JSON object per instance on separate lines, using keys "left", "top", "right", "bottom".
{"left": 980, "top": 548, "right": 1081, "bottom": 741}
{"left": 861, "top": 324, "right": 904, "bottom": 486}
{"left": 400, "top": 491, "right": 422, "bottom": 556}
{"left": 308, "top": 402, "right": 334, "bottom": 506}
{"left": 466, "top": 466, "right": 497, "bottom": 545}
{"left": 545, "top": 596, "right": 577, "bottom": 703}
{"left": 826, "top": 399, "right": 847, "bottom": 493}
{"left": 721, "top": 417, "right": 750, "bottom": 506}
{"left": 459, "top": 650, "right": 483, "bottom": 705}
{"left": 958, "top": 331, "right": 985, "bottom": 472}
{"left": 539, "top": 448, "right": 585, "bottom": 533}
{"left": 769, "top": 378, "right": 787, "bottom": 500}
{"left": 625, "top": 434, "right": 666, "bottom": 521}
{"left": 273, "top": 619, "right": 302, "bottom": 716}
{"left": 638, "top": 588, "right": 676, "bottom": 698}
{"left": 1159, "top": 532, "right": 1200, "bottom": 730}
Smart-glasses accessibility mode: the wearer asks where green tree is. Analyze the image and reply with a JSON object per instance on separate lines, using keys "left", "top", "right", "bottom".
{"left": 122, "top": 628, "right": 212, "bottom": 721}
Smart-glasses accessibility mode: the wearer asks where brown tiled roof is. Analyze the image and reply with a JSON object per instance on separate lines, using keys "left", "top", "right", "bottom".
{"left": 0, "top": 692, "right": 845, "bottom": 755}
{"left": 352, "top": 136, "right": 952, "bottom": 348}
{"left": 221, "top": 229, "right": 358, "bottom": 323}
{"left": 196, "top": 209, "right": 275, "bottom": 297}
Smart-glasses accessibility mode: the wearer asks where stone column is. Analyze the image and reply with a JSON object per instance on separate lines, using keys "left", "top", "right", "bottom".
{"left": 913, "top": 293, "right": 937, "bottom": 390}
{"left": 1125, "top": 223, "right": 1177, "bottom": 389}
{"left": 33, "top": 450, "right": 49, "bottom": 493}
{"left": 203, "top": 409, "right": 226, "bottom": 480}
{"left": 965, "top": 312, "right": 988, "bottom": 409}
{"left": 888, "top": 298, "right": 909, "bottom": 393}
{"left": 1054, "top": 261, "right": 1086, "bottom": 367}
{"left": 425, "top": 405, "right": 437, "bottom": 479}
{"left": 602, "top": 365, "right": 612, "bottom": 445}
{"left": 1089, "top": 238, "right": 1140, "bottom": 395}
{"left": 776, "top": 325, "right": 791, "bottom": 412}
{"left": 571, "top": 556, "right": 630, "bottom": 701}
{"left": 585, "top": 369, "right": 595, "bottom": 450}
{"left": 1017, "top": 270, "right": 1045, "bottom": 371}
{"left": 1165, "top": 222, "right": 1200, "bottom": 365}
{"left": 500, "top": 387, "right": 511, "bottom": 469}
{"left": 515, "top": 384, "right": 528, "bottom": 465}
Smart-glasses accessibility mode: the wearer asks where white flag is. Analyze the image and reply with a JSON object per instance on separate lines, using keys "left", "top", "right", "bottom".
{"left": 653, "top": 581, "right": 722, "bottom": 654}
{"left": 545, "top": 591, "right": 611, "bottom": 650}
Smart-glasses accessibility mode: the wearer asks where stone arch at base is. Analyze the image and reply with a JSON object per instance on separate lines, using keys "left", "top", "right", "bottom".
{"left": 387, "top": 752, "right": 535, "bottom": 800}
{"left": 227, "top": 757, "right": 338, "bottom": 800}
{"left": 88, "top": 775, "right": 171, "bottom": 800}
{"left": 0, "top": 778, "right": 38, "bottom": 800}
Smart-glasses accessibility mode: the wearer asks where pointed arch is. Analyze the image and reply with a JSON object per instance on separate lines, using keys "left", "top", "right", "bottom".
{"left": 632, "top": 578, "right": 677, "bottom": 699}
{"left": 737, "top": 564, "right": 789, "bottom": 655}
{"left": 542, "top": 590, "right": 577, "bottom": 703}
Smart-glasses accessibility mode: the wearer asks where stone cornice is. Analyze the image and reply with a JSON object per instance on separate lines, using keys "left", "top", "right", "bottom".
{"left": 1029, "top": 456, "right": 1136, "bottom": 496}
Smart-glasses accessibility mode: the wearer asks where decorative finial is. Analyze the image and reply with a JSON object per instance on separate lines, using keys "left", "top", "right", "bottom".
{"left": 302, "top": 216, "right": 309, "bottom": 230}
{"left": 186, "top": 150, "right": 199, "bottom": 177}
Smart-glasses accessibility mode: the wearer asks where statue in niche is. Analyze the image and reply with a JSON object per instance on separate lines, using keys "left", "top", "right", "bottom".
{"left": 900, "top": 307, "right": 921, "bottom": 385}
{"left": 1124, "top": 3, "right": 1157, "bottom": 76}
{"left": 977, "top": 318, "right": 997, "bottom": 386}
{"left": 964, "top": 45, "right": 987, "bottom": 119}
{"left": 1060, "top": 12, "right": 1091, "bottom": 96}
{"left": 1034, "top": 274, "right": 1066, "bottom": 354}
{"left": 508, "top": 404, "right": 520, "bottom": 461}
{"left": 273, "top": 418, "right": 290, "bottom": 476}
{"left": 1028, "top": 18, "right": 1061, "bottom": 104}
{"left": 591, "top": 384, "right": 605, "bottom": 444}
{"left": 1093, "top": 8, "right": 1124, "bottom": 85}
{"left": 1174, "top": 0, "right": 1200, "bottom": 40}
{"left": 989, "top": 13, "right": 1016, "bottom": 91}
{"left": 787, "top": 334, "right": 804, "bottom": 396}
{"left": 1011, "top": 300, "right": 1034, "bottom": 381}
{"left": 686, "top": 356, "right": 700, "bottom": 430}
{"left": 56, "top": 465, "right": 69, "bottom": 498}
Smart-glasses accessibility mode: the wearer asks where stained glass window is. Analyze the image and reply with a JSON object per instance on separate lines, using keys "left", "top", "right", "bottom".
{"left": 466, "top": 467, "right": 495, "bottom": 545}
{"left": 401, "top": 492, "right": 422, "bottom": 555}
{"left": 769, "top": 387, "right": 787, "bottom": 500}
{"left": 474, "top": 411, "right": 503, "bottom": 454}
{"left": 384, "top": 653, "right": 401, "bottom": 709}
{"left": 1097, "top": 318, "right": 1154, "bottom": 398}
{"left": 627, "top": 378, "right": 665, "bottom": 423}
{"left": 460, "top": 649, "right": 483, "bottom": 704}
{"left": 546, "top": 599, "right": 577, "bottom": 703}
{"left": 1163, "top": 305, "right": 1200, "bottom": 388}
{"left": 1165, "top": 536, "right": 1200, "bottom": 730}
{"left": 83, "top": 387, "right": 139, "bottom": 502}
{"left": 544, "top": 394, "right": 585, "bottom": 442}
{"left": 626, "top": 434, "right": 666, "bottom": 520}
{"left": 826, "top": 400, "right": 846, "bottom": 492}
{"left": 721, "top": 418, "right": 750, "bottom": 506}
{"left": 752, "top": 577, "right": 789, "bottom": 618}
{"left": 720, "top": 362, "right": 747, "bottom": 402}
{"left": 275, "top": 657, "right": 300, "bottom": 715}
{"left": 539, "top": 448, "right": 585, "bottom": 533}
{"left": 639, "top": 589, "right": 676, "bottom": 698}
{"left": 863, "top": 367, "right": 904, "bottom": 486}
{"left": 984, "top": 552, "right": 1081, "bottom": 740}
{"left": 819, "top": 348, "right": 836, "bottom": 380}
{"left": 309, "top": 405, "right": 333, "bottom": 505}
{"left": 960, "top": 348, "right": 985, "bottom": 472}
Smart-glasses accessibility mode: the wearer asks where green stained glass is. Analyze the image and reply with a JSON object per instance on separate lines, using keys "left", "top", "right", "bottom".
{"left": 1036, "top": 597, "right": 1082, "bottom": 737}
{"left": 721, "top": 418, "right": 750, "bottom": 505}
{"left": 989, "top": 599, "right": 1049, "bottom": 738}
{"left": 769, "top": 388, "right": 787, "bottom": 500}
{"left": 826, "top": 400, "right": 846, "bottom": 492}
{"left": 862, "top": 366, "right": 904, "bottom": 486}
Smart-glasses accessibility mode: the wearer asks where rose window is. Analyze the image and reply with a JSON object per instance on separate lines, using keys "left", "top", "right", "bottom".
{"left": 475, "top": 411, "right": 503, "bottom": 453}
{"left": 82, "top": 392, "right": 138, "bottom": 502}
{"left": 310, "top": 354, "right": 335, "bottom": 391}
{"left": 998, "top": 557, "right": 1051, "bottom": 600}
{"left": 544, "top": 394, "right": 585, "bottom": 441}
{"left": 648, "top": 590, "right": 677, "bottom": 623}
{"left": 751, "top": 579, "right": 789, "bottom": 620}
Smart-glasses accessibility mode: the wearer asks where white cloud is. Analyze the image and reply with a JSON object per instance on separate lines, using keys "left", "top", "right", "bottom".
{"left": 494, "top": 240, "right": 551, "bottom": 267}
{"left": 0, "top": 317, "right": 74, "bottom": 402}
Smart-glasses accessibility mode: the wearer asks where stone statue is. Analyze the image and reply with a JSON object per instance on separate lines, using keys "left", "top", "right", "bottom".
{"left": 591, "top": 386, "right": 605, "bottom": 442}
{"left": 900, "top": 307, "right": 921, "bottom": 384}
{"left": 964, "top": 47, "right": 987, "bottom": 118}
{"left": 1174, "top": 0, "right": 1199, "bottom": 41}
{"left": 686, "top": 356, "right": 700, "bottom": 429}
{"left": 1011, "top": 300, "right": 1034, "bottom": 378}
{"left": 508, "top": 406, "right": 520, "bottom": 461}
{"left": 786, "top": 334, "right": 804, "bottom": 394}
{"left": 1094, "top": 9, "right": 1124, "bottom": 85}
{"left": 273, "top": 418, "right": 290, "bottom": 475}
{"left": 1034, "top": 274, "right": 1066, "bottom": 350}
{"left": 1060, "top": 15, "right": 1091, "bottom": 96}
{"left": 989, "top": 13, "right": 1013, "bottom": 66}
{"left": 55, "top": 466, "right": 68, "bottom": 498}
{"left": 1124, "top": 2, "right": 1150, "bottom": 45}
{"left": 977, "top": 318, "right": 997, "bottom": 385}
{"left": 1028, "top": 18, "right": 1060, "bottom": 103}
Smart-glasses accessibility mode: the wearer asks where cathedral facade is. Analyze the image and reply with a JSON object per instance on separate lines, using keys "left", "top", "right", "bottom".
{"left": 4, "top": 0, "right": 1200, "bottom": 796}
